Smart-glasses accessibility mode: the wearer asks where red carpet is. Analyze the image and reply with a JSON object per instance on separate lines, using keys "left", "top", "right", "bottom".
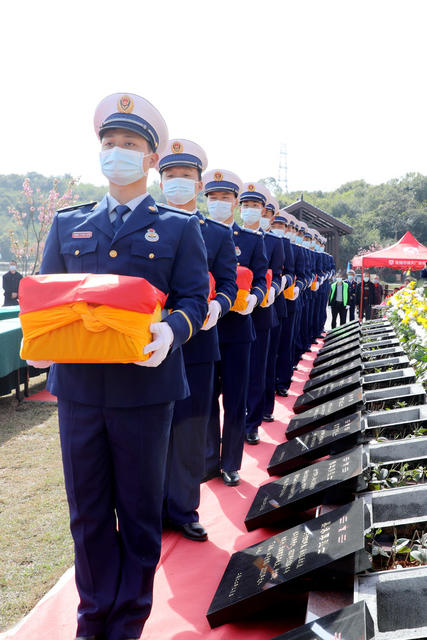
{"left": 1, "top": 348, "right": 320, "bottom": 640}
{"left": 23, "top": 388, "right": 57, "bottom": 402}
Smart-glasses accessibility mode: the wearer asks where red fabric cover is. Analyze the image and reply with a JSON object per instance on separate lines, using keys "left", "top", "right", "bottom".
{"left": 265, "top": 269, "right": 272, "bottom": 290}
{"left": 235, "top": 266, "right": 253, "bottom": 291}
{"left": 18, "top": 274, "right": 167, "bottom": 315}
{"left": 208, "top": 272, "right": 216, "bottom": 301}
{"left": 352, "top": 231, "right": 427, "bottom": 270}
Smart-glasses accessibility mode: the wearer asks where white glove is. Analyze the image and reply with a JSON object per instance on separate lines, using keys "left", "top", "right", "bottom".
{"left": 237, "top": 293, "right": 257, "bottom": 315}
{"left": 280, "top": 275, "right": 288, "bottom": 292}
{"left": 201, "top": 299, "right": 222, "bottom": 331}
{"left": 314, "top": 281, "right": 320, "bottom": 291}
{"left": 135, "top": 321, "right": 174, "bottom": 368}
{"left": 346, "top": 305, "right": 350, "bottom": 309}
{"left": 266, "top": 286, "right": 276, "bottom": 307}
{"left": 27, "top": 360, "right": 53, "bottom": 368}
{"left": 290, "top": 287, "right": 300, "bottom": 301}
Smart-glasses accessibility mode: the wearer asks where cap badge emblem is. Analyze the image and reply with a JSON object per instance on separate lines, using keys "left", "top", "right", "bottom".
{"left": 171, "top": 141, "right": 183, "bottom": 153}
{"left": 248, "top": 184, "right": 255, "bottom": 191}
{"left": 117, "top": 95, "right": 134, "bottom": 113}
{"left": 145, "top": 228, "right": 159, "bottom": 242}
{"left": 214, "top": 171, "right": 223, "bottom": 181}
{"left": 235, "top": 246, "right": 241, "bottom": 257}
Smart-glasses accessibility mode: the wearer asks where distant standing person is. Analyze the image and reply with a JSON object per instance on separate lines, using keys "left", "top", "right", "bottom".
{"left": 372, "top": 274, "right": 383, "bottom": 305}
{"left": 329, "top": 272, "right": 348, "bottom": 328}
{"left": 357, "top": 272, "right": 375, "bottom": 320}
{"left": 346, "top": 268, "right": 358, "bottom": 320}
{"left": 2, "top": 260, "right": 22, "bottom": 306}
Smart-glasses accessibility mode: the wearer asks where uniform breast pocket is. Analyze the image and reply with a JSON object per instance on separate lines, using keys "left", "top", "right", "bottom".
{"left": 60, "top": 239, "right": 99, "bottom": 272}
{"left": 130, "top": 240, "right": 175, "bottom": 277}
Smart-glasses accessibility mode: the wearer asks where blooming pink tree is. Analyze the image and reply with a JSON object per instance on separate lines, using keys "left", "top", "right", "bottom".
{"left": 8, "top": 177, "right": 80, "bottom": 275}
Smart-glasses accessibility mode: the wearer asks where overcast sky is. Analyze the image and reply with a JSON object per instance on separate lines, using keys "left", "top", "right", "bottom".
{"left": 1, "top": 0, "right": 426, "bottom": 193}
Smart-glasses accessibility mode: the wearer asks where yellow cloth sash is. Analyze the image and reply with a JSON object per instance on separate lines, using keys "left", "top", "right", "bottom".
{"left": 20, "top": 301, "right": 162, "bottom": 363}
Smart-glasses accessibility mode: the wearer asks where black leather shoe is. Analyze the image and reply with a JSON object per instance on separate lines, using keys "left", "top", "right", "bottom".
{"left": 222, "top": 470, "right": 240, "bottom": 486}
{"left": 179, "top": 522, "right": 208, "bottom": 541}
{"left": 263, "top": 413, "right": 274, "bottom": 422}
{"left": 276, "top": 386, "right": 288, "bottom": 397}
{"left": 245, "top": 432, "right": 260, "bottom": 444}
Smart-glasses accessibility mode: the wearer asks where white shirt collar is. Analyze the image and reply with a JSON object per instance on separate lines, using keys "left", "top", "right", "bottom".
{"left": 106, "top": 192, "right": 149, "bottom": 214}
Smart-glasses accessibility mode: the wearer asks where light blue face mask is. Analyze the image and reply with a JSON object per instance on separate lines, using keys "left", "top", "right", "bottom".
{"left": 162, "top": 177, "right": 195, "bottom": 205}
{"left": 318, "top": 246, "right": 325, "bottom": 252}
{"left": 285, "top": 231, "right": 292, "bottom": 240}
{"left": 302, "top": 240, "right": 309, "bottom": 248}
{"left": 295, "top": 236, "right": 302, "bottom": 246}
{"left": 100, "top": 147, "right": 147, "bottom": 185}
{"left": 347, "top": 275, "right": 354, "bottom": 281}
{"left": 207, "top": 200, "right": 232, "bottom": 222}
{"left": 241, "top": 207, "right": 262, "bottom": 225}
{"left": 271, "top": 228, "right": 285, "bottom": 238}
{"left": 259, "top": 216, "right": 270, "bottom": 231}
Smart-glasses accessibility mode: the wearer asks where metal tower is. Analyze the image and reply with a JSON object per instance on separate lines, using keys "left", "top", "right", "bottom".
{"left": 278, "top": 143, "right": 288, "bottom": 193}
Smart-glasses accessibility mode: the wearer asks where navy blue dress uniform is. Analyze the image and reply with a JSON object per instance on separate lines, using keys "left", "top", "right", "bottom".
{"left": 40, "top": 93, "right": 209, "bottom": 640}
{"left": 346, "top": 270, "right": 358, "bottom": 321}
{"left": 203, "top": 170, "right": 268, "bottom": 482}
{"left": 158, "top": 140, "right": 237, "bottom": 539}
{"left": 240, "top": 185, "right": 284, "bottom": 441}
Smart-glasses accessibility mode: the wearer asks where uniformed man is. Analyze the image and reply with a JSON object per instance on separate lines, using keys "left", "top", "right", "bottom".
{"left": 29, "top": 93, "right": 209, "bottom": 640}
{"left": 239, "top": 183, "right": 283, "bottom": 443}
{"left": 203, "top": 170, "right": 267, "bottom": 485}
{"left": 346, "top": 268, "right": 358, "bottom": 320}
{"left": 158, "top": 140, "right": 237, "bottom": 541}
{"left": 273, "top": 213, "right": 304, "bottom": 397}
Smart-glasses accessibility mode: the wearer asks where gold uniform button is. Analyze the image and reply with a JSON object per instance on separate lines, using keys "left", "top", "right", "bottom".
{"left": 234, "top": 231, "right": 238, "bottom": 235}
{"left": 74, "top": 249, "right": 80, "bottom": 256}
{"left": 149, "top": 252, "right": 155, "bottom": 259}
{"left": 199, "top": 219, "right": 205, "bottom": 224}
{"left": 148, "top": 206, "right": 157, "bottom": 212}
{"left": 237, "top": 262, "right": 240, "bottom": 266}
{"left": 109, "top": 249, "right": 118, "bottom": 258}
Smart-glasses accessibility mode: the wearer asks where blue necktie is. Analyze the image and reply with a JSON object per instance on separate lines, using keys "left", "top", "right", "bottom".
{"left": 112, "top": 205, "right": 130, "bottom": 234}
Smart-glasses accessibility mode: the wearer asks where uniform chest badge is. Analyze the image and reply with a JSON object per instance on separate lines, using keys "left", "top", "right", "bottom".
{"left": 235, "top": 246, "right": 241, "bottom": 256}
{"left": 72, "top": 231, "right": 92, "bottom": 238}
{"left": 145, "top": 228, "right": 159, "bottom": 242}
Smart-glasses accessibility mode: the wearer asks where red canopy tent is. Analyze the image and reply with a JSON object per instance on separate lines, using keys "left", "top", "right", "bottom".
{"left": 352, "top": 231, "right": 427, "bottom": 270}
{"left": 351, "top": 232, "right": 427, "bottom": 319}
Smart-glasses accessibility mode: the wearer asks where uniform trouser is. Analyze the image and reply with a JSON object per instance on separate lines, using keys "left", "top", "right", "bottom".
{"left": 264, "top": 320, "right": 283, "bottom": 414}
{"left": 331, "top": 302, "right": 347, "bottom": 328}
{"left": 361, "top": 300, "right": 371, "bottom": 320}
{"left": 349, "top": 303, "right": 356, "bottom": 321}
{"left": 206, "top": 340, "right": 251, "bottom": 474}
{"left": 276, "top": 311, "right": 297, "bottom": 391}
{"left": 57, "top": 398, "right": 174, "bottom": 640}
{"left": 164, "top": 361, "right": 214, "bottom": 526}
{"left": 246, "top": 328, "right": 271, "bottom": 434}
{"left": 294, "top": 301, "right": 305, "bottom": 362}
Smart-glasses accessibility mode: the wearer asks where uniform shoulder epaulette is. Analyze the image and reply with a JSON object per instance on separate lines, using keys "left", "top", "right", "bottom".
{"left": 57, "top": 201, "right": 97, "bottom": 214}
{"left": 155, "top": 202, "right": 192, "bottom": 217}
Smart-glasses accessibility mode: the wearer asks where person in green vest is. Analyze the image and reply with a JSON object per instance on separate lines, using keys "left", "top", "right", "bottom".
{"left": 329, "top": 271, "right": 349, "bottom": 328}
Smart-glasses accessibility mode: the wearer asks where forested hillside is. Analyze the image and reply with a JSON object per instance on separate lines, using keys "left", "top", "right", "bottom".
{"left": 1, "top": 171, "right": 426, "bottom": 270}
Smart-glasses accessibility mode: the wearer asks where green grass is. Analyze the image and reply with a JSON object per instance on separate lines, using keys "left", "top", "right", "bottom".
{"left": 0, "top": 377, "right": 73, "bottom": 631}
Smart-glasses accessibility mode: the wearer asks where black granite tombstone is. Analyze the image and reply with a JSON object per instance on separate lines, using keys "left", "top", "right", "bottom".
{"left": 362, "top": 367, "right": 416, "bottom": 390}
{"left": 286, "top": 389, "right": 364, "bottom": 439}
{"left": 361, "top": 326, "right": 395, "bottom": 336}
{"left": 370, "top": 485, "right": 427, "bottom": 526}
{"left": 326, "top": 320, "right": 360, "bottom": 335}
{"left": 309, "top": 350, "right": 362, "bottom": 379}
{"left": 377, "top": 576, "right": 427, "bottom": 632}
{"left": 245, "top": 446, "right": 368, "bottom": 531}
{"left": 369, "top": 436, "right": 427, "bottom": 466}
{"left": 364, "top": 383, "right": 426, "bottom": 411}
{"left": 318, "top": 335, "right": 361, "bottom": 356}
{"left": 313, "top": 341, "right": 361, "bottom": 366}
{"left": 268, "top": 413, "right": 362, "bottom": 476}
{"left": 361, "top": 337, "right": 400, "bottom": 350}
{"left": 270, "top": 601, "right": 374, "bottom": 640}
{"left": 294, "top": 373, "right": 362, "bottom": 414}
{"left": 362, "top": 354, "right": 410, "bottom": 372}
{"left": 303, "top": 360, "right": 363, "bottom": 392}
{"left": 206, "top": 501, "right": 371, "bottom": 628}
{"left": 322, "top": 327, "right": 361, "bottom": 346}
{"left": 364, "top": 404, "right": 427, "bottom": 436}
{"left": 361, "top": 346, "right": 404, "bottom": 361}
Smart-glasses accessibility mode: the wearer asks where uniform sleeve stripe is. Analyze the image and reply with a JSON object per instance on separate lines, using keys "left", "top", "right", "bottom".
{"left": 216, "top": 292, "right": 232, "bottom": 308}
{"left": 272, "top": 281, "right": 280, "bottom": 290}
{"left": 253, "top": 286, "right": 266, "bottom": 296}
{"left": 171, "top": 309, "right": 193, "bottom": 341}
